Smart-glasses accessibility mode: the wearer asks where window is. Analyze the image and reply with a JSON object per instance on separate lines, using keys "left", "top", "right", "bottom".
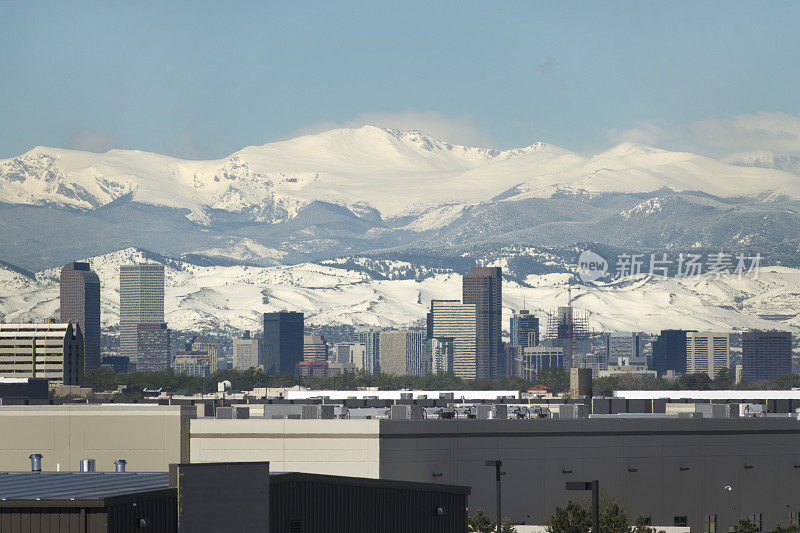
{"left": 705, "top": 515, "right": 718, "bottom": 533}
{"left": 791, "top": 512, "right": 800, "bottom": 526}
{"left": 288, "top": 518, "right": 303, "bottom": 533}
{"left": 750, "top": 513, "right": 762, "bottom": 532}
{"left": 675, "top": 516, "right": 689, "bottom": 527}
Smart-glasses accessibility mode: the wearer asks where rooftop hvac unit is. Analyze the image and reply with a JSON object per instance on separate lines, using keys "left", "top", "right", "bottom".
{"left": 558, "top": 404, "right": 579, "bottom": 419}
{"left": 234, "top": 406, "right": 250, "bottom": 419}
{"left": 390, "top": 404, "right": 411, "bottom": 420}
{"left": 320, "top": 404, "right": 335, "bottom": 419}
{"left": 477, "top": 405, "right": 493, "bottom": 420}
{"left": 215, "top": 407, "right": 235, "bottom": 419}
{"left": 400, "top": 392, "right": 413, "bottom": 400}
{"left": 439, "top": 392, "right": 455, "bottom": 400}
{"left": 301, "top": 405, "right": 321, "bottom": 419}
{"left": 494, "top": 404, "right": 508, "bottom": 420}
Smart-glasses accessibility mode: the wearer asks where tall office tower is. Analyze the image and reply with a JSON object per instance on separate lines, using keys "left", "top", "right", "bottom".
{"left": 0, "top": 323, "right": 84, "bottom": 385}
{"left": 742, "top": 331, "right": 792, "bottom": 382}
{"left": 303, "top": 334, "right": 328, "bottom": 363}
{"left": 233, "top": 332, "right": 262, "bottom": 371}
{"left": 606, "top": 332, "right": 645, "bottom": 366}
{"left": 652, "top": 329, "right": 690, "bottom": 376}
{"left": 378, "top": 330, "right": 425, "bottom": 376}
{"left": 510, "top": 310, "right": 539, "bottom": 349}
{"left": 429, "top": 300, "right": 477, "bottom": 379}
{"left": 60, "top": 262, "right": 101, "bottom": 374}
{"left": 462, "top": 266, "right": 502, "bottom": 379}
{"left": 354, "top": 328, "right": 381, "bottom": 374}
{"left": 135, "top": 323, "right": 170, "bottom": 372}
{"left": 262, "top": 311, "right": 304, "bottom": 375}
{"left": 119, "top": 264, "right": 166, "bottom": 371}
{"left": 686, "top": 332, "right": 730, "bottom": 379}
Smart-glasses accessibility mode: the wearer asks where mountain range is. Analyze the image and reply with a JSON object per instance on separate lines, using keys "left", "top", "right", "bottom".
{"left": 2, "top": 126, "right": 800, "bottom": 271}
{"left": 1, "top": 127, "right": 799, "bottom": 335}
{"left": 1, "top": 247, "right": 797, "bottom": 336}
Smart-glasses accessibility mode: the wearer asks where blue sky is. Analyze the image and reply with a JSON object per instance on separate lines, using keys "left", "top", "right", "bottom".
{"left": 2, "top": 1, "right": 800, "bottom": 159}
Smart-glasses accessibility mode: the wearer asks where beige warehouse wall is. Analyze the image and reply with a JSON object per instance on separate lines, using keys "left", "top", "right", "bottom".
{"left": 0, "top": 404, "right": 193, "bottom": 472}
{"left": 190, "top": 418, "right": 381, "bottom": 478}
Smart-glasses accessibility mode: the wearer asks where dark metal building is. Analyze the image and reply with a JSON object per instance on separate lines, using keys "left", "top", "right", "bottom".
{"left": 270, "top": 472, "right": 470, "bottom": 533}
{"left": 0, "top": 472, "right": 175, "bottom": 532}
{"left": 0, "top": 377, "right": 48, "bottom": 400}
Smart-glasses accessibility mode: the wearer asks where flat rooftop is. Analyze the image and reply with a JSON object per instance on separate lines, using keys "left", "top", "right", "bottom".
{"left": 0, "top": 472, "right": 170, "bottom": 500}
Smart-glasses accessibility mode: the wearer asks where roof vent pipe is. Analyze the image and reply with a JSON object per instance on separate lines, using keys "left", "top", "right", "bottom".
{"left": 79, "top": 458, "right": 95, "bottom": 473}
{"left": 114, "top": 459, "right": 127, "bottom": 473}
{"left": 29, "top": 453, "right": 42, "bottom": 472}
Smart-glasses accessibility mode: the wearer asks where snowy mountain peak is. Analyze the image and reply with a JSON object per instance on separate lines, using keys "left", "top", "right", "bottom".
{"left": 2, "top": 127, "right": 800, "bottom": 224}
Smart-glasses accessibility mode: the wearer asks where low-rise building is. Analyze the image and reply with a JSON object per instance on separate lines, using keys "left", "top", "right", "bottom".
{"left": 0, "top": 323, "right": 84, "bottom": 386}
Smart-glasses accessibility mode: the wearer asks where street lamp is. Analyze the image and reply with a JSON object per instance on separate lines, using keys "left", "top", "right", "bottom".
{"left": 486, "top": 460, "right": 506, "bottom": 533}
{"left": 566, "top": 480, "right": 599, "bottom": 533}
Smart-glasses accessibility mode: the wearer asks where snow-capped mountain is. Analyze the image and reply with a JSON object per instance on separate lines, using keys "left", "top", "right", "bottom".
{"left": 2, "top": 248, "right": 798, "bottom": 336}
{"left": 3, "top": 126, "right": 800, "bottom": 273}
{"left": 3, "top": 126, "right": 799, "bottom": 225}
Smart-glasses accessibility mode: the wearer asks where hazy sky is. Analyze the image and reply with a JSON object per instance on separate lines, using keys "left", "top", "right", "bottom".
{"left": 2, "top": 1, "right": 800, "bottom": 159}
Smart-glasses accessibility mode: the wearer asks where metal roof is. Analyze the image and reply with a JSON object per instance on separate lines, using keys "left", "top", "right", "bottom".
{"left": 0, "top": 472, "right": 170, "bottom": 500}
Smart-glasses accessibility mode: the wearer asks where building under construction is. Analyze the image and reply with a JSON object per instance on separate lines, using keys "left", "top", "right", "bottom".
{"left": 545, "top": 305, "right": 590, "bottom": 368}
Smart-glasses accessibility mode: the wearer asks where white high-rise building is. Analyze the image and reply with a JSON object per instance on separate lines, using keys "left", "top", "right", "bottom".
{"left": 332, "top": 342, "right": 368, "bottom": 372}
{"left": 233, "top": 333, "right": 261, "bottom": 371}
{"left": 429, "top": 300, "right": 477, "bottom": 379}
{"left": 378, "top": 331, "right": 425, "bottom": 376}
{"left": 686, "top": 332, "right": 730, "bottom": 379}
{"left": 119, "top": 264, "right": 166, "bottom": 370}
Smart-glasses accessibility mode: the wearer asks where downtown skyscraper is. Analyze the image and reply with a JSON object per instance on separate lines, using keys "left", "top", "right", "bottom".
{"left": 262, "top": 311, "right": 304, "bottom": 374}
{"left": 59, "top": 262, "right": 101, "bottom": 374}
{"left": 119, "top": 264, "right": 168, "bottom": 372}
{"left": 462, "top": 266, "right": 502, "bottom": 379}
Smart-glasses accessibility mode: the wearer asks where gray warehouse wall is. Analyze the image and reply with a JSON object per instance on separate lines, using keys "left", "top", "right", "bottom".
{"left": 378, "top": 417, "right": 800, "bottom": 531}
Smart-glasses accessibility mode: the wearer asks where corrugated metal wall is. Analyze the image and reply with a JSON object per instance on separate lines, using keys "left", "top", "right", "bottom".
{"left": 270, "top": 479, "right": 468, "bottom": 533}
{"left": 107, "top": 493, "right": 177, "bottom": 533}
{"left": 0, "top": 507, "right": 106, "bottom": 532}
{"left": 0, "top": 493, "right": 176, "bottom": 533}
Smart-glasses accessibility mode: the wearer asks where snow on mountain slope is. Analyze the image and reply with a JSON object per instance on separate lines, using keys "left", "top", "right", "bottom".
{"left": 724, "top": 151, "right": 800, "bottom": 176}
{"left": 4, "top": 128, "right": 799, "bottom": 228}
{"left": 505, "top": 143, "right": 800, "bottom": 200}
{"left": 0, "top": 127, "right": 556, "bottom": 221}
{"left": 1, "top": 248, "right": 798, "bottom": 335}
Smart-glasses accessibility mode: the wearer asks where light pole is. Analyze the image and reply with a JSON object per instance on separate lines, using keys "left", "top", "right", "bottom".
{"left": 486, "top": 460, "right": 506, "bottom": 533}
{"left": 566, "top": 480, "right": 599, "bottom": 533}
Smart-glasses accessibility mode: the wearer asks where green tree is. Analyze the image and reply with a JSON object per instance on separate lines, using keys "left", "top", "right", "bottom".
{"left": 632, "top": 515, "right": 666, "bottom": 533}
{"left": 501, "top": 517, "right": 518, "bottom": 533}
{"left": 546, "top": 499, "right": 591, "bottom": 533}
{"left": 600, "top": 499, "right": 629, "bottom": 533}
{"left": 731, "top": 518, "right": 760, "bottom": 533}
{"left": 538, "top": 366, "right": 569, "bottom": 393}
{"left": 468, "top": 509, "right": 495, "bottom": 533}
{"left": 713, "top": 367, "right": 734, "bottom": 389}
{"left": 771, "top": 523, "right": 800, "bottom": 533}
{"left": 675, "top": 372, "right": 713, "bottom": 390}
